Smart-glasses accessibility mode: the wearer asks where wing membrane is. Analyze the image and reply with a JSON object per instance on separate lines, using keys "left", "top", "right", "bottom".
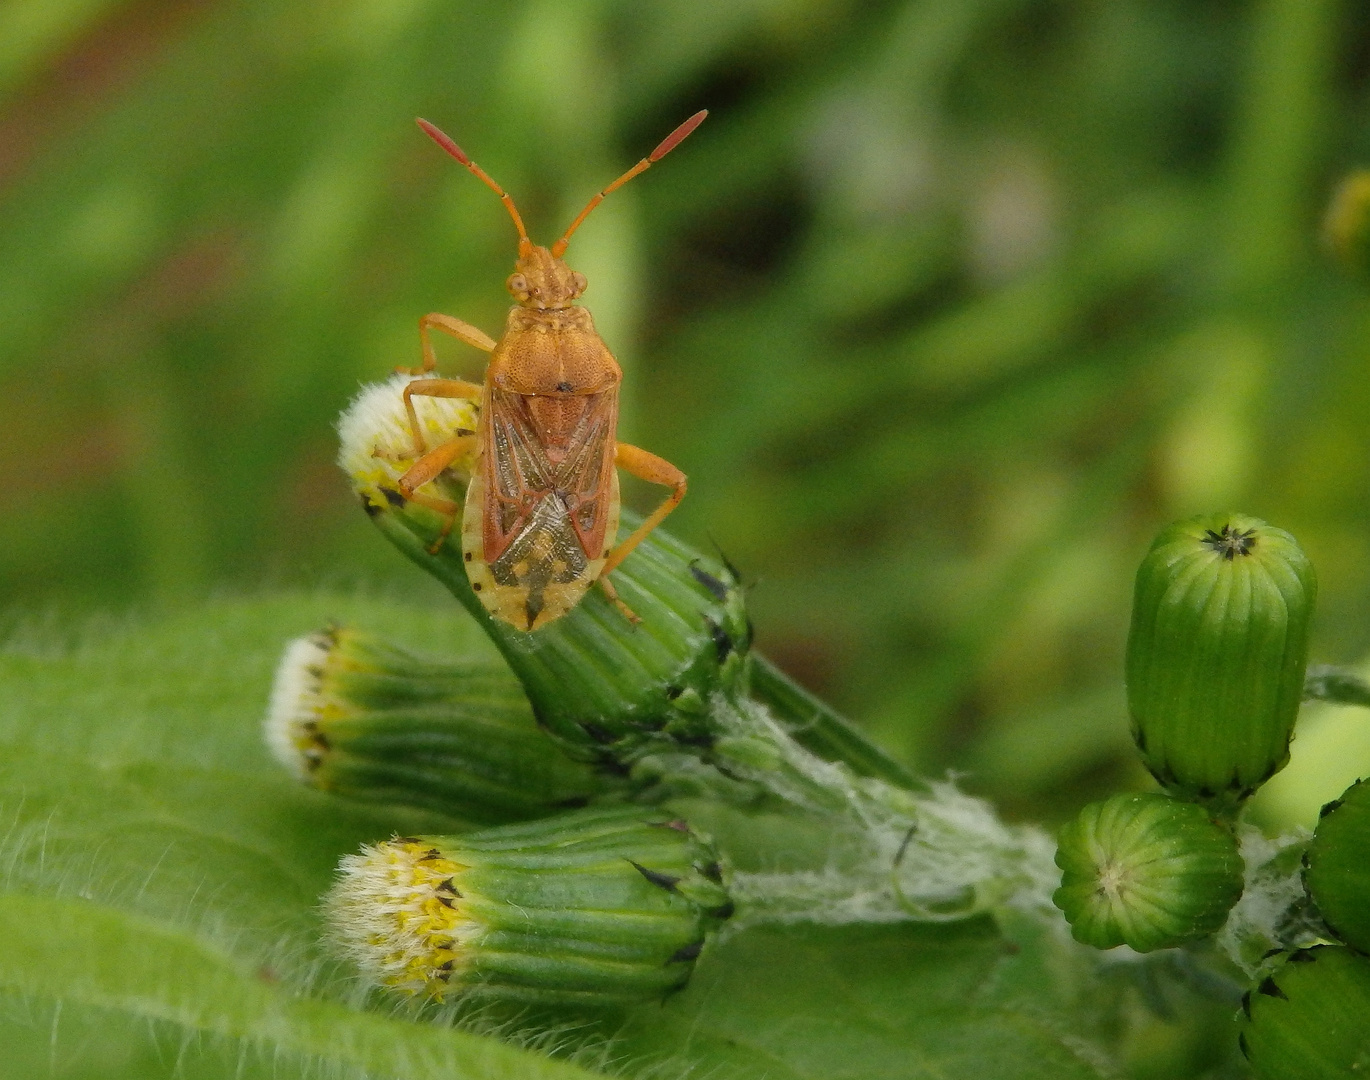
{"left": 481, "top": 387, "right": 617, "bottom": 567}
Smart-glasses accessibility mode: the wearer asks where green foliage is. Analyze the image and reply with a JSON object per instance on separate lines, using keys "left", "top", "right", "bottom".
{"left": 0, "top": 595, "right": 1127, "bottom": 1078}
{"left": 2, "top": 0, "right": 1369, "bottom": 818}
{"left": 4, "top": 0, "right": 1370, "bottom": 1073}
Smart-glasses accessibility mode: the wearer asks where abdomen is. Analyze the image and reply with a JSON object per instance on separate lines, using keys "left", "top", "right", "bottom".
{"left": 461, "top": 444, "right": 621, "bottom": 633}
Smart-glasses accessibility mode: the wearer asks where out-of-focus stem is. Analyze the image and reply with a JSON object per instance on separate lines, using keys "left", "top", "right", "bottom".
{"left": 1303, "top": 665, "right": 1370, "bottom": 709}
{"left": 1222, "top": 0, "right": 1340, "bottom": 297}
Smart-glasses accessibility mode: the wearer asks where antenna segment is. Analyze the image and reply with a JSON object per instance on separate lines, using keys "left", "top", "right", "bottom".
{"left": 551, "top": 110, "right": 708, "bottom": 258}
{"left": 416, "top": 118, "right": 532, "bottom": 254}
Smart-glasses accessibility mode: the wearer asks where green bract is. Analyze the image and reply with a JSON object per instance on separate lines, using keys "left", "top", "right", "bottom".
{"left": 264, "top": 625, "right": 604, "bottom": 823}
{"left": 338, "top": 377, "right": 753, "bottom": 767}
{"left": 1238, "top": 947, "right": 1370, "bottom": 1080}
{"left": 1053, "top": 792, "right": 1244, "bottom": 952}
{"left": 1304, "top": 777, "right": 1370, "bottom": 954}
{"left": 1126, "top": 513, "right": 1315, "bottom": 803}
{"left": 326, "top": 807, "right": 732, "bottom": 1007}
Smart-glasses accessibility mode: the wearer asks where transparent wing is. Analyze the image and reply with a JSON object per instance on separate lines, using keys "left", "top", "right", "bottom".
{"left": 481, "top": 388, "right": 617, "bottom": 566}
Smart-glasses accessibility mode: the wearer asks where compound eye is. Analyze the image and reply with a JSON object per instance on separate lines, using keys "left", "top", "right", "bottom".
{"left": 570, "top": 271, "right": 587, "bottom": 296}
{"left": 506, "top": 273, "right": 528, "bottom": 296}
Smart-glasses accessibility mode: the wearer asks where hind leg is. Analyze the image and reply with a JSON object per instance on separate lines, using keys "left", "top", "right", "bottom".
{"left": 602, "top": 443, "right": 687, "bottom": 575}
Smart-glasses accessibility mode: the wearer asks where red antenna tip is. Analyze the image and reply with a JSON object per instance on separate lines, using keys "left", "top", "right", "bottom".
{"left": 649, "top": 109, "right": 708, "bottom": 162}
{"left": 416, "top": 118, "right": 471, "bottom": 166}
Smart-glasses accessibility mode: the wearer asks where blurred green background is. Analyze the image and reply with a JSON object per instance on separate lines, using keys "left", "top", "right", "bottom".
{"left": 3, "top": 0, "right": 1369, "bottom": 831}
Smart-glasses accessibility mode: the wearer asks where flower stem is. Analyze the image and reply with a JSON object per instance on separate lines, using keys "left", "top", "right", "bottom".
{"left": 750, "top": 654, "right": 920, "bottom": 792}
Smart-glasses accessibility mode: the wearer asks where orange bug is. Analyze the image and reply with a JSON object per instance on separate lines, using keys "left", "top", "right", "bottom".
{"left": 396, "top": 111, "right": 706, "bottom": 632}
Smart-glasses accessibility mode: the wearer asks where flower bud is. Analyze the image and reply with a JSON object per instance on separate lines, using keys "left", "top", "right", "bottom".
{"left": 326, "top": 808, "right": 732, "bottom": 1006}
{"left": 1126, "top": 513, "right": 1315, "bottom": 803}
{"left": 1237, "top": 946, "right": 1370, "bottom": 1079}
{"left": 1304, "top": 778, "right": 1370, "bottom": 953}
{"left": 338, "top": 377, "right": 753, "bottom": 767}
{"left": 1053, "top": 792, "right": 1244, "bottom": 952}
{"left": 264, "top": 625, "right": 603, "bottom": 823}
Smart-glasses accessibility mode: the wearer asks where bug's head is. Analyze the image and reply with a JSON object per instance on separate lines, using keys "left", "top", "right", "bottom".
{"left": 416, "top": 112, "right": 707, "bottom": 307}
{"left": 507, "top": 246, "right": 586, "bottom": 310}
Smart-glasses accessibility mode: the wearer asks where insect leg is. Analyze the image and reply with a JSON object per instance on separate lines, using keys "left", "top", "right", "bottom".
{"left": 596, "top": 575, "right": 641, "bottom": 626}
{"left": 399, "top": 434, "right": 477, "bottom": 495}
{"left": 400, "top": 313, "right": 498, "bottom": 375}
{"left": 603, "top": 443, "right": 688, "bottom": 577}
{"left": 403, "top": 489, "right": 463, "bottom": 553}
{"left": 398, "top": 433, "right": 478, "bottom": 553}
{"left": 402, "top": 378, "right": 483, "bottom": 456}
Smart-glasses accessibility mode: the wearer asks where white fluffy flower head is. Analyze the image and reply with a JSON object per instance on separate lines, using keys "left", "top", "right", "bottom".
{"left": 263, "top": 630, "right": 339, "bottom": 780}
{"left": 336, "top": 373, "right": 480, "bottom": 505}
{"left": 326, "top": 838, "right": 479, "bottom": 999}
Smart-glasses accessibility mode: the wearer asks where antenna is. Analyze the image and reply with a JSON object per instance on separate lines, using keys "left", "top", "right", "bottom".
{"left": 550, "top": 110, "right": 707, "bottom": 259}
{"left": 416, "top": 118, "right": 532, "bottom": 255}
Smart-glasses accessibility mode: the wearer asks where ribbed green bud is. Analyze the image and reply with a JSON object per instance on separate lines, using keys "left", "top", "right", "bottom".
{"left": 264, "top": 625, "right": 603, "bottom": 823}
{"left": 1053, "top": 792, "right": 1244, "bottom": 952}
{"left": 1304, "top": 778, "right": 1370, "bottom": 954}
{"left": 338, "top": 377, "right": 752, "bottom": 766}
{"left": 1324, "top": 170, "right": 1370, "bottom": 278}
{"left": 1237, "top": 946, "right": 1370, "bottom": 1079}
{"left": 1126, "top": 513, "right": 1315, "bottom": 803}
{"left": 326, "top": 807, "right": 732, "bottom": 1007}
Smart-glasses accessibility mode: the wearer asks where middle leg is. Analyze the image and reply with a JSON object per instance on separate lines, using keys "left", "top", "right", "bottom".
{"left": 399, "top": 312, "right": 497, "bottom": 375}
{"left": 398, "top": 433, "right": 478, "bottom": 554}
{"left": 402, "top": 378, "right": 483, "bottom": 456}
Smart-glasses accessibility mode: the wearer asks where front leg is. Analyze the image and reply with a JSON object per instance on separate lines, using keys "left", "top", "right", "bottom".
{"left": 399, "top": 312, "right": 498, "bottom": 375}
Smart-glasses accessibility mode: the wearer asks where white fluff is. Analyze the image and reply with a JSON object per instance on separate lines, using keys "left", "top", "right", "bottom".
{"left": 713, "top": 695, "right": 1059, "bottom": 929}
{"left": 336, "top": 373, "right": 480, "bottom": 500}
{"left": 326, "top": 840, "right": 479, "bottom": 997}
{"left": 1216, "top": 825, "right": 1319, "bottom": 975}
{"left": 263, "top": 632, "right": 333, "bottom": 780}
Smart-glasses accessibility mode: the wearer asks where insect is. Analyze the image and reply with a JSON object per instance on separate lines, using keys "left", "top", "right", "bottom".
{"left": 396, "top": 111, "right": 706, "bottom": 632}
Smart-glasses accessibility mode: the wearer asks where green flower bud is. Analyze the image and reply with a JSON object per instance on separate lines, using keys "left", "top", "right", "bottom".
{"left": 326, "top": 807, "right": 732, "bottom": 1007}
{"left": 1304, "top": 778, "right": 1370, "bottom": 954}
{"left": 1237, "top": 946, "right": 1370, "bottom": 1079}
{"left": 1126, "top": 513, "right": 1316, "bottom": 803}
{"left": 337, "top": 376, "right": 752, "bottom": 766}
{"left": 1053, "top": 792, "right": 1244, "bottom": 952}
{"left": 1324, "top": 170, "right": 1370, "bottom": 278}
{"left": 264, "top": 625, "right": 603, "bottom": 823}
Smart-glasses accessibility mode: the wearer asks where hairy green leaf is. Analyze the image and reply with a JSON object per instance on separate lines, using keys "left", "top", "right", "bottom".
{"left": 0, "top": 595, "right": 1110, "bottom": 1079}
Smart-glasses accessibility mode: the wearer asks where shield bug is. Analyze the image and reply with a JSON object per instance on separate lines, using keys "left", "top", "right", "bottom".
{"left": 396, "top": 111, "right": 706, "bottom": 633}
